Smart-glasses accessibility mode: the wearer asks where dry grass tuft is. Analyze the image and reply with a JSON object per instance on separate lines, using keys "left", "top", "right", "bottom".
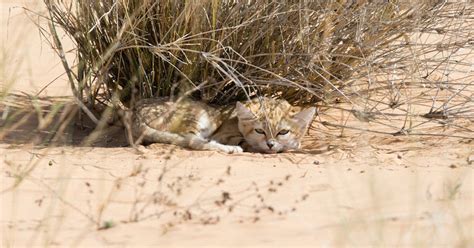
{"left": 38, "top": 1, "right": 473, "bottom": 142}
{"left": 2, "top": 1, "right": 473, "bottom": 143}
{"left": 43, "top": 0, "right": 457, "bottom": 107}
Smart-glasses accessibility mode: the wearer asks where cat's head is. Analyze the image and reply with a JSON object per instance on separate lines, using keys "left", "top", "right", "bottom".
{"left": 236, "top": 98, "right": 316, "bottom": 154}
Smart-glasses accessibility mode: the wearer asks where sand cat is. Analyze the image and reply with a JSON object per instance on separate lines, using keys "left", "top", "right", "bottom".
{"left": 131, "top": 97, "right": 315, "bottom": 154}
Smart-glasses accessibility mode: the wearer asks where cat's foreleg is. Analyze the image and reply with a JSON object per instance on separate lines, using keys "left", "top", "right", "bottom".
{"left": 136, "top": 124, "right": 243, "bottom": 153}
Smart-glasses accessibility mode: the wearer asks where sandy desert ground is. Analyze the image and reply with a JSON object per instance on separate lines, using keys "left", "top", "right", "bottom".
{"left": 1, "top": 1, "right": 473, "bottom": 247}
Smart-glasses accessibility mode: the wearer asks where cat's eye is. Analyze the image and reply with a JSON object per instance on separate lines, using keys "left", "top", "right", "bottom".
{"left": 254, "top": 128, "right": 266, "bottom": 135}
{"left": 278, "top": 129, "right": 290, "bottom": 135}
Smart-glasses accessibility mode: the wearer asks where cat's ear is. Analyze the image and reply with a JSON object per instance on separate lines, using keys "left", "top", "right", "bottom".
{"left": 236, "top": 102, "right": 255, "bottom": 120}
{"left": 292, "top": 107, "right": 316, "bottom": 130}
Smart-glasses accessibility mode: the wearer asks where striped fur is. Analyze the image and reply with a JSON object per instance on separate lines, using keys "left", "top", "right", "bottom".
{"left": 131, "top": 97, "right": 315, "bottom": 153}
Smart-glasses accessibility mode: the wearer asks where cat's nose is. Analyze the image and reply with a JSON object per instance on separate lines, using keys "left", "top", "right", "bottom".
{"left": 266, "top": 140, "right": 275, "bottom": 149}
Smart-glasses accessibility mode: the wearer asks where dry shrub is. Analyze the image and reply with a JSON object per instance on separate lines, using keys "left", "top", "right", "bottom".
{"left": 2, "top": 1, "right": 471, "bottom": 144}
{"left": 44, "top": 0, "right": 449, "bottom": 107}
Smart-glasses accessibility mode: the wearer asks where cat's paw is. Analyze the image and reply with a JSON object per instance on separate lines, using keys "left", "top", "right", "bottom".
{"left": 220, "top": 145, "right": 244, "bottom": 154}
{"left": 207, "top": 140, "right": 243, "bottom": 154}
